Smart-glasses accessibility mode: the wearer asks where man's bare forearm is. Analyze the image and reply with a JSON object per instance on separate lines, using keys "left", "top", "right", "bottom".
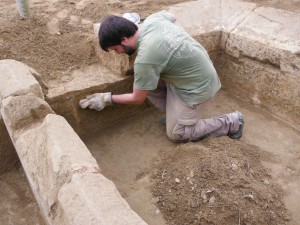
{"left": 111, "top": 89, "right": 148, "bottom": 105}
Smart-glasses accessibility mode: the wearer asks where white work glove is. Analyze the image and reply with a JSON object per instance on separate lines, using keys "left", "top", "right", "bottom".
{"left": 79, "top": 92, "right": 113, "bottom": 111}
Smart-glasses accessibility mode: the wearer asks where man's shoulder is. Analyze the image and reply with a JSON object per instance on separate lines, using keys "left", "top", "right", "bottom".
{"left": 144, "top": 10, "right": 175, "bottom": 24}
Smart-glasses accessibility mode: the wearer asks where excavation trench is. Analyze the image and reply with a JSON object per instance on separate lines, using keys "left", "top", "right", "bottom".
{"left": 1, "top": 87, "right": 299, "bottom": 225}
{"left": 81, "top": 90, "right": 300, "bottom": 225}
{"left": 0, "top": 0, "right": 299, "bottom": 225}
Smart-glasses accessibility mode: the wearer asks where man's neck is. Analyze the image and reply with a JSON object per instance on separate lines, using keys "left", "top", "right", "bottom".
{"left": 131, "top": 28, "right": 140, "bottom": 49}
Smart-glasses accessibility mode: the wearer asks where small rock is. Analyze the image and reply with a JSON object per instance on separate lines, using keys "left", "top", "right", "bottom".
{"left": 231, "top": 163, "right": 238, "bottom": 170}
{"left": 175, "top": 178, "right": 180, "bottom": 183}
{"left": 267, "top": 196, "right": 274, "bottom": 203}
{"left": 201, "top": 191, "right": 207, "bottom": 200}
{"left": 270, "top": 211, "right": 276, "bottom": 220}
{"left": 229, "top": 175, "right": 235, "bottom": 180}
{"left": 262, "top": 203, "right": 268, "bottom": 210}
{"left": 206, "top": 187, "right": 215, "bottom": 194}
{"left": 190, "top": 170, "right": 194, "bottom": 178}
{"left": 151, "top": 197, "right": 160, "bottom": 204}
{"left": 208, "top": 196, "right": 215, "bottom": 205}
{"left": 275, "top": 201, "right": 281, "bottom": 208}
{"left": 242, "top": 194, "right": 254, "bottom": 200}
{"left": 155, "top": 208, "right": 160, "bottom": 215}
{"left": 263, "top": 179, "right": 270, "bottom": 185}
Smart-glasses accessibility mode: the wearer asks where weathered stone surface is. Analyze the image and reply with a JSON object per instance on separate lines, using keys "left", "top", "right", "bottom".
{"left": 57, "top": 173, "right": 147, "bottom": 225}
{"left": 219, "top": 0, "right": 256, "bottom": 32}
{"left": 224, "top": 33, "right": 280, "bottom": 64}
{"left": 169, "top": 0, "right": 221, "bottom": 36}
{"left": 0, "top": 59, "right": 44, "bottom": 102}
{"left": 225, "top": 7, "right": 300, "bottom": 76}
{"left": 47, "top": 64, "right": 124, "bottom": 98}
{"left": 216, "top": 53, "right": 300, "bottom": 125}
{"left": 15, "top": 114, "right": 100, "bottom": 218}
{"left": 1, "top": 95, "right": 54, "bottom": 142}
{"left": 0, "top": 114, "right": 18, "bottom": 175}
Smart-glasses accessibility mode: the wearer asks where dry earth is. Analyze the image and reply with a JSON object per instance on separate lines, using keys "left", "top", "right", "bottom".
{"left": 0, "top": 0, "right": 192, "bottom": 90}
{"left": 0, "top": 0, "right": 300, "bottom": 89}
{"left": 151, "top": 137, "right": 288, "bottom": 225}
{"left": 1, "top": 0, "right": 300, "bottom": 225}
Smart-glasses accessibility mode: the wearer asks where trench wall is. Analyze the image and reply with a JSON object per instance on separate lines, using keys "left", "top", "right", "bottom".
{"left": 0, "top": 0, "right": 299, "bottom": 224}
{"left": 0, "top": 59, "right": 148, "bottom": 225}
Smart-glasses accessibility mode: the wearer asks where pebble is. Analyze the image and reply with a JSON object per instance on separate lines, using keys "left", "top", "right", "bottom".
{"left": 206, "top": 187, "right": 215, "bottom": 194}
{"left": 190, "top": 170, "right": 194, "bottom": 178}
{"left": 275, "top": 201, "right": 281, "bottom": 208}
{"left": 242, "top": 194, "right": 254, "bottom": 200}
{"left": 151, "top": 197, "right": 160, "bottom": 204}
{"left": 155, "top": 208, "right": 160, "bottom": 215}
{"left": 262, "top": 203, "right": 268, "bottom": 210}
{"left": 263, "top": 179, "right": 270, "bottom": 185}
{"left": 231, "top": 163, "right": 238, "bottom": 170}
{"left": 270, "top": 211, "right": 276, "bottom": 220}
{"left": 229, "top": 175, "right": 235, "bottom": 180}
{"left": 175, "top": 178, "right": 180, "bottom": 183}
{"left": 208, "top": 196, "right": 215, "bottom": 205}
{"left": 201, "top": 191, "right": 207, "bottom": 200}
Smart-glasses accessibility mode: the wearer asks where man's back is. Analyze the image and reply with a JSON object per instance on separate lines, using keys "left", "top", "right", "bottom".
{"left": 134, "top": 11, "right": 221, "bottom": 105}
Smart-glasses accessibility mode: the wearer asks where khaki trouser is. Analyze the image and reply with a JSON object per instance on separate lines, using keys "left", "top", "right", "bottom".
{"left": 147, "top": 81, "right": 239, "bottom": 142}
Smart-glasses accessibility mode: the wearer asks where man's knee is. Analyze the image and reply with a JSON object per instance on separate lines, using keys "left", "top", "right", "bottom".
{"left": 166, "top": 118, "right": 208, "bottom": 143}
{"left": 166, "top": 133, "right": 189, "bottom": 143}
{"left": 166, "top": 123, "right": 191, "bottom": 143}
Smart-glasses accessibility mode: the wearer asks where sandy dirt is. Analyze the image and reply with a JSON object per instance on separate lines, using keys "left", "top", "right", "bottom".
{"left": 1, "top": 0, "right": 300, "bottom": 224}
{"left": 151, "top": 138, "right": 288, "bottom": 225}
{"left": 1, "top": 0, "right": 300, "bottom": 89}
{"left": 0, "top": 165, "right": 46, "bottom": 225}
{"left": 0, "top": 0, "right": 192, "bottom": 90}
{"left": 84, "top": 89, "right": 299, "bottom": 225}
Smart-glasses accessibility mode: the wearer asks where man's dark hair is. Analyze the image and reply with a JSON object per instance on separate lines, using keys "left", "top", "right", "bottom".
{"left": 99, "top": 16, "right": 138, "bottom": 52}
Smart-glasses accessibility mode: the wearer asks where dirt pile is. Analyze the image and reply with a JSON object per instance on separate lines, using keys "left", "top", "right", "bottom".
{"left": 151, "top": 137, "right": 289, "bottom": 225}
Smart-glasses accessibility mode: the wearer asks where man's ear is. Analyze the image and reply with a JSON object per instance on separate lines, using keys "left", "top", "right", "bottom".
{"left": 121, "top": 37, "right": 129, "bottom": 45}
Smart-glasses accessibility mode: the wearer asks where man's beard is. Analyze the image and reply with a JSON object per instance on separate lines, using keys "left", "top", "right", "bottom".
{"left": 121, "top": 44, "right": 136, "bottom": 56}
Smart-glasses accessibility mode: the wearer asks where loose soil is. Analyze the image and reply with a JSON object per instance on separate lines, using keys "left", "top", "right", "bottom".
{"left": 151, "top": 138, "right": 288, "bottom": 225}
{"left": 1, "top": 0, "right": 300, "bottom": 225}
{"left": 0, "top": 0, "right": 300, "bottom": 89}
{"left": 84, "top": 98, "right": 298, "bottom": 225}
{"left": 0, "top": 165, "right": 46, "bottom": 225}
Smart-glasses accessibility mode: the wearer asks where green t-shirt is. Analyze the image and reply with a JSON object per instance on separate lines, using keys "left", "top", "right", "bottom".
{"left": 134, "top": 10, "right": 221, "bottom": 105}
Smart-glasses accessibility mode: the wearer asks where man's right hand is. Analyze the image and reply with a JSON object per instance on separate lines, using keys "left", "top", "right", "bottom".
{"left": 79, "top": 92, "right": 113, "bottom": 111}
